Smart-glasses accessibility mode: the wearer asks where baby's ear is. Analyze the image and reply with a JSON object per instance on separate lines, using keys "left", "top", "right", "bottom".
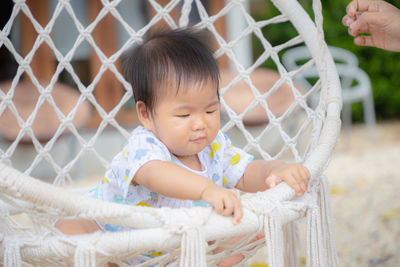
{"left": 136, "top": 101, "right": 153, "bottom": 130}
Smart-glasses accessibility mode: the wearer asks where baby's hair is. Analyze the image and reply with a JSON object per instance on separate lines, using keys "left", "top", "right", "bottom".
{"left": 124, "top": 27, "right": 220, "bottom": 113}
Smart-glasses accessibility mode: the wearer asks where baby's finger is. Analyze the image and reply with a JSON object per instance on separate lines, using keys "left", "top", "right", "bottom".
{"left": 293, "top": 172, "right": 307, "bottom": 193}
{"left": 232, "top": 198, "right": 243, "bottom": 225}
{"left": 303, "top": 166, "right": 311, "bottom": 179}
{"left": 294, "top": 175, "right": 307, "bottom": 195}
{"left": 266, "top": 175, "right": 281, "bottom": 188}
{"left": 285, "top": 175, "right": 303, "bottom": 195}
{"left": 265, "top": 175, "right": 275, "bottom": 188}
{"left": 214, "top": 199, "right": 224, "bottom": 215}
{"left": 295, "top": 167, "right": 308, "bottom": 181}
{"left": 275, "top": 177, "right": 283, "bottom": 185}
{"left": 299, "top": 171, "right": 310, "bottom": 192}
{"left": 300, "top": 167, "right": 311, "bottom": 183}
{"left": 222, "top": 197, "right": 234, "bottom": 216}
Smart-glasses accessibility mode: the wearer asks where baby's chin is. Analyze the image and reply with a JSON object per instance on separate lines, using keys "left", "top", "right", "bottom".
{"left": 172, "top": 147, "right": 207, "bottom": 157}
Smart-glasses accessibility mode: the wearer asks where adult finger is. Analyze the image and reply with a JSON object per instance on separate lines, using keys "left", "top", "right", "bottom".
{"left": 348, "top": 0, "right": 380, "bottom": 15}
{"left": 348, "top": 12, "right": 370, "bottom": 36}
{"left": 354, "top": 35, "right": 375, "bottom": 48}
{"left": 342, "top": 14, "right": 356, "bottom": 27}
{"left": 358, "top": 11, "right": 388, "bottom": 32}
{"left": 346, "top": 0, "right": 357, "bottom": 17}
{"left": 350, "top": 11, "right": 389, "bottom": 37}
{"left": 348, "top": 24, "right": 359, "bottom": 37}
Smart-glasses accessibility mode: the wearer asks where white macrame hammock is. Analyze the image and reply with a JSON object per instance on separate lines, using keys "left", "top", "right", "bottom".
{"left": 0, "top": 0, "right": 341, "bottom": 266}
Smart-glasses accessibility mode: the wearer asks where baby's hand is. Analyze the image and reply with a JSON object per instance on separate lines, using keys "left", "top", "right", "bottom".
{"left": 200, "top": 184, "right": 242, "bottom": 225}
{"left": 265, "top": 163, "right": 310, "bottom": 196}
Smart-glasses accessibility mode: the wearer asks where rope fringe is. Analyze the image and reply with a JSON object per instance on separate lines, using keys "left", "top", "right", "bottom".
{"left": 305, "top": 175, "right": 339, "bottom": 267}
{"left": 319, "top": 175, "right": 339, "bottom": 267}
{"left": 180, "top": 227, "right": 207, "bottom": 267}
{"left": 4, "top": 237, "right": 22, "bottom": 267}
{"left": 264, "top": 213, "right": 284, "bottom": 267}
{"left": 74, "top": 242, "right": 96, "bottom": 267}
{"left": 284, "top": 222, "right": 299, "bottom": 267}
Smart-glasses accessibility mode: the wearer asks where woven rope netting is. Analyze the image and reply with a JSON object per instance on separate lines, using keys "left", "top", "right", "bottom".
{"left": 0, "top": 0, "right": 341, "bottom": 266}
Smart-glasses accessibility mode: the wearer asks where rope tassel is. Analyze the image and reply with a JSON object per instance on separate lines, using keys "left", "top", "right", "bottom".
{"left": 306, "top": 205, "right": 326, "bottom": 267}
{"left": 74, "top": 243, "right": 96, "bottom": 267}
{"left": 180, "top": 227, "right": 207, "bottom": 267}
{"left": 264, "top": 214, "right": 284, "bottom": 267}
{"left": 4, "top": 237, "right": 22, "bottom": 267}
{"left": 318, "top": 176, "right": 339, "bottom": 267}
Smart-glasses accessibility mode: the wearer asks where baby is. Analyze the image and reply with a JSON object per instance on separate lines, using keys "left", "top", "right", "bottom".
{"left": 57, "top": 27, "right": 310, "bottom": 266}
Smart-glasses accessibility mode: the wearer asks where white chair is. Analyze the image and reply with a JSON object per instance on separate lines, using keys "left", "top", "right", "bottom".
{"left": 282, "top": 46, "right": 376, "bottom": 140}
{"left": 0, "top": 0, "right": 341, "bottom": 266}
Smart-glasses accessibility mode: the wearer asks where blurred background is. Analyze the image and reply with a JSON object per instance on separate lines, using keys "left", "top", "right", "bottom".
{"left": 251, "top": 1, "right": 400, "bottom": 266}
{"left": 0, "top": 0, "right": 399, "bottom": 266}
{"left": 252, "top": 0, "right": 400, "bottom": 123}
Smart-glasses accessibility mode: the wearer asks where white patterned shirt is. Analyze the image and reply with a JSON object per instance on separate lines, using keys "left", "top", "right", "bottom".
{"left": 87, "top": 126, "right": 253, "bottom": 231}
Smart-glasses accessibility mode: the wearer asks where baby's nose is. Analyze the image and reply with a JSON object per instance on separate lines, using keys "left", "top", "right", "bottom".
{"left": 193, "top": 114, "right": 206, "bottom": 130}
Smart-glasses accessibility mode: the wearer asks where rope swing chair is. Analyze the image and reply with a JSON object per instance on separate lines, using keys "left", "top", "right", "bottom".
{"left": 0, "top": 0, "right": 341, "bottom": 266}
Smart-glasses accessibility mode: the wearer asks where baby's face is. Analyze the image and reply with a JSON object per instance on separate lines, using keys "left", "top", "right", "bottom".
{"left": 148, "top": 80, "right": 220, "bottom": 158}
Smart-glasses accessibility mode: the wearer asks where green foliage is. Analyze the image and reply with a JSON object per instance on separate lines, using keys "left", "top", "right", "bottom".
{"left": 251, "top": 0, "right": 400, "bottom": 121}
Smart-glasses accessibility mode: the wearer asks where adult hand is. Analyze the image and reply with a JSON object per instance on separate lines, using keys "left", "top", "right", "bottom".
{"left": 342, "top": 0, "right": 400, "bottom": 52}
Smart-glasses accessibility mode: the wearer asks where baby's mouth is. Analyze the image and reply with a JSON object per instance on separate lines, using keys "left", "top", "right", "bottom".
{"left": 191, "top": 136, "right": 206, "bottom": 143}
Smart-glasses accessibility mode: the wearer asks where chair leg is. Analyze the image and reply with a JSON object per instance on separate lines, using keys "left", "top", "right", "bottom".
{"left": 363, "top": 92, "right": 376, "bottom": 142}
{"left": 341, "top": 103, "right": 352, "bottom": 144}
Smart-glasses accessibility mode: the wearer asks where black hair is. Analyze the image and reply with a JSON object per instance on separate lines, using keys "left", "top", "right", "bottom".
{"left": 124, "top": 27, "right": 220, "bottom": 113}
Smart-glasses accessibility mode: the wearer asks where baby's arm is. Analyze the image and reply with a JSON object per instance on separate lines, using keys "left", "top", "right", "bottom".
{"left": 235, "top": 160, "right": 310, "bottom": 195}
{"left": 135, "top": 160, "right": 243, "bottom": 224}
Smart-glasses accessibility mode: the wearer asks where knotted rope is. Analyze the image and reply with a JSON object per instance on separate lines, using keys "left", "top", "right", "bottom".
{"left": 159, "top": 207, "right": 213, "bottom": 267}
{"left": 243, "top": 184, "right": 308, "bottom": 267}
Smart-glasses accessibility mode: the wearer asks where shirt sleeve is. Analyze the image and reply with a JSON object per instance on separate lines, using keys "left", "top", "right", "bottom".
{"left": 107, "top": 127, "right": 171, "bottom": 200}
{"left": 220, "top": 133, "right": 254, "bottom": 189}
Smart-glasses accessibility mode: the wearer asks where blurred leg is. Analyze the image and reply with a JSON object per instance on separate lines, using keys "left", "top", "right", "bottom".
{"left": 56, "top": 219, "right": 118, "bottom": 266}
{"left": 214, "top": 233, "right": 265, "bottom": 267}
{"left": 55, "top": 218, "right": 101, "bottom": 235}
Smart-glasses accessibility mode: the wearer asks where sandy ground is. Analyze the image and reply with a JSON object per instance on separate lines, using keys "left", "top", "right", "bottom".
{"left": 248, "top": 121, "right": 400, "bottom": 267}
{"left": 325, "top": 121, "right": 400, "bottom": 267}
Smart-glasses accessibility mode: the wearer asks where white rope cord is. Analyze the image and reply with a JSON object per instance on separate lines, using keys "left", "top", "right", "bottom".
{"left": 1, "top": 162, "right": 329, "bottom": 266}
{"left": 0, "top": 0, "right": 341, "bottom": 266}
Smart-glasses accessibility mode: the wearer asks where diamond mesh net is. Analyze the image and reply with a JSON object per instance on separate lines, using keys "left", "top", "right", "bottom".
{"left": 0, "top": 0, "right": 340, "bottom": 266}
